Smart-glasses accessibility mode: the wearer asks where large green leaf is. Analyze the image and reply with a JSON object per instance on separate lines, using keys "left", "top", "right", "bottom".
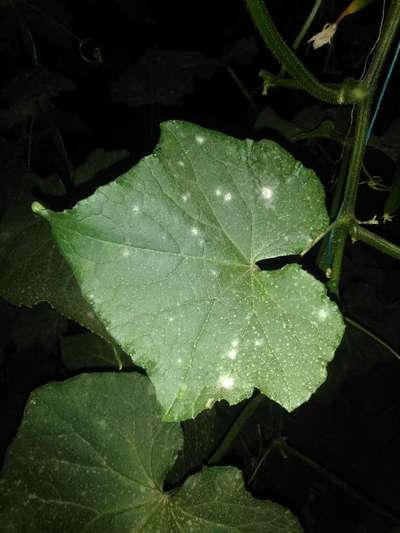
{"left": 35, "top": 121, "right": 345, "bottom": 420}
{"left": 0, "top": 373, "right": 302, "bottom": 532}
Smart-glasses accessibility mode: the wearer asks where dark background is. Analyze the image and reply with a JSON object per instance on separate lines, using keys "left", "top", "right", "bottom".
{"left": 1, "top": 1, "right": 400, "bottom": 532}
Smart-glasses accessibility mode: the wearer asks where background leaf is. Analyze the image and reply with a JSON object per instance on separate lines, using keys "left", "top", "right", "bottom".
{"left": 166, "top": 399, "right": 242, "bottom": 485}
{"left": 111, "top": 49, "right": 217, "bottom": 108}
{"left": 255, "top": 105, "right": 398, "bottom": 162}
{"left": 61, "top": 331, "right": 133, "bottom": 371}
{"left": 0, "top": 372, "right": 302, "bottom": 532}
{"left": 384, "top": 168, "right": 400, "bottom": 219}
{"left": 38, "top": 120, "right": 345, "bottom": 421}
{"left": 0, "top": 150, "right": 128, "bottom": 340}
{"left": 9, "top": 302, "right": 67, "bottom": 353}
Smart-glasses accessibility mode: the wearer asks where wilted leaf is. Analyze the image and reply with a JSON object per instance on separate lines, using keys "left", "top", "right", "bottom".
{"left": 336, "top": 0, "right": 377, "bottom": 24}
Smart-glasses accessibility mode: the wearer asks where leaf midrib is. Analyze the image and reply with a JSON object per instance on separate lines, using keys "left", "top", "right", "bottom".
{"left": 56, "top": 224, "right": 251, "bottom": 269}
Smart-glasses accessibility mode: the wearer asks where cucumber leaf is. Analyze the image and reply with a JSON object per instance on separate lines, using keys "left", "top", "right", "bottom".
{"left": 0, "top": 372, "right": 302, "bottom": 532}
{"left": 35, "top": 121, "right": 345, "bottom": 420}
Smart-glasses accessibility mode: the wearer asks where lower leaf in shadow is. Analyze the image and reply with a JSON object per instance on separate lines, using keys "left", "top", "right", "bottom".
{"left": 0, "top": 372, "right": 303, "bottom": 532}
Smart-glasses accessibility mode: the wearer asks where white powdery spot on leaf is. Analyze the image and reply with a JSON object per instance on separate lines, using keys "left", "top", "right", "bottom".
{"left": 261, "top": 186, "right": 273, "bottom": 200}
{"left": 205, "top": 398, "right": 214, "bottom": 409}
{"left": 132, "top": 205, "right": 140, "bottom": 214}
{"left": 122, "top": 248, "right": 131, "bottom": 257}
{"left": 227, "top": 349, "right": 238, "bottom": 360}
{"left": 177, "top": 160, "right": 185, "bottom": 167}
{"left": 318, "top": 308, "right": 329, "bottom": 321}
{"left": 195, "top": 135, "right": 206, "bottom": 145}
{"left": 224, "top": 192, "right": 232, "bottom": 202}
{"left": 191, "top": 227, "right": 199, "bottom": 236}
{"left": 219, "top": 376, "right": 235, "bottom": 389}
{"left": 215, "top": 188, "right": 222, "bottom": 197}
{"left": 97, "top": 419, "right": 107, "bottom": 430}
{"left": 181, "top": 193, "right": 190, "bottom": 203}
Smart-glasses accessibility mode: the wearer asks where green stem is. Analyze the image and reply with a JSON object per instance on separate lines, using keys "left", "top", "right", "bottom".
{"left": 39, "top": 100, "right": 74, "bottom": 194}
{"left": 317, "top": 146, "right": 350, "bottom": 273}
{"left": 248, "top": 438, "right": 279, "bottom": 485}
{"left": 327, "top": 223, "right": 349, "bottom": 295}
{"left": 292, "top": 0, "right": 322, "bottom": 50}
{"left": 365, "top": 0, "right": 400, "bottom": 89}
{"left": 350, "top": 224, "right": 400, "bottom": 261}
{"left": 260, "top": 69, "right": 303, "bottom": 92}
{"left": 331, "top": 147, "right": 351, "bottom": 219}
{"left": 260, "top": 70, "right": 345, "bottom": 95}
{"left": 300, "top": 218, "right": 340, "bottom": 257}
{"left": 244, "top": 0, "right": 358, "bottom": 104}
{"left": 344, "top": 315, "right": 400, "bottom": 361}
{"left": 278, "top": 439, "right": 400, "bottom": 524}
{"left": 341, "top": 100, "right": 372, "bottom": 217}
{"left": 328, "top": 98, "right": 372, "bottom": 294}
{"left": 328, "top": 1, "right": 400, "bottom": 292}
{"left": 226, "top": 66, "right": 259, "bottom": 113}
{"left": 208, "top": 393, "right": 264, "bottom": 465}
{"left": 279, "top": 0, "right": 323, "bottom": 78}
{"left": 291, "top": 0, "right": 322, "bottom": 52}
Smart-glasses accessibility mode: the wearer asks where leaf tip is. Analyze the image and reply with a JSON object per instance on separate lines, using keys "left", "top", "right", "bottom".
{"left": 31, "top": 201, "right": 49, "bottom": 219}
